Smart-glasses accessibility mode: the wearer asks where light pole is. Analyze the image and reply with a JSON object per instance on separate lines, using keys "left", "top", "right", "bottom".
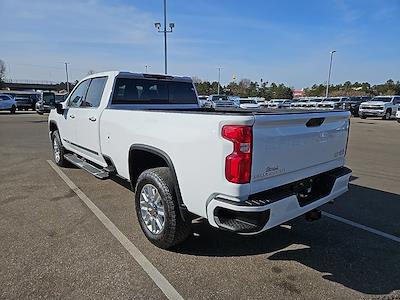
{"left": 154, "top": 0, "right": 174, "bottom": 74}
{"left": 145, "top": 65, "right": 150, "bottom": 73}
{"left": 325, "top": 50, "right": 336, "bottom": 98}
{"left": 64, "top": 62, "right": 70, "bottom": 94}
{"left": 217, "top": 67, "right": 222, "bottom": 95}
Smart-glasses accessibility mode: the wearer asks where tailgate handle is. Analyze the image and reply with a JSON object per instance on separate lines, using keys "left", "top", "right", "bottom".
{"left": 306, "top": 117, "right": 325, "bottom": 127}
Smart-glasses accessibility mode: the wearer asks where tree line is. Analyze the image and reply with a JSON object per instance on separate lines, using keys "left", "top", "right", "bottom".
{"left": 304, "top": 80, "right": 400, "bottom": 97}
{"left": 193, "top": 77, "right": 293, "bottom": 100}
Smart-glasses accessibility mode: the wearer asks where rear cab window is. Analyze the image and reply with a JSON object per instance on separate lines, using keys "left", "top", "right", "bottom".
{"left": 111, "top": 78, "right": 198, "bottom": 105}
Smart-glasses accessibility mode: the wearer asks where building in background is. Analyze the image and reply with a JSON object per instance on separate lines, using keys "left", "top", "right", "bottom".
{"left": 292, "top": 89, "right": 305, "bottom": 98}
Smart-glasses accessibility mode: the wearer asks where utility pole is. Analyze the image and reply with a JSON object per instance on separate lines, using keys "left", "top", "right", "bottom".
{"left": 145, "top": 65, "right": 150, "bottom": 73}
{"left": 64, "top": 62, "right": 70, "bottom": 94}
{"left": 325, "top": 50, "right": 336, "bottom": 98}
{"left": 217, "top": 67, "right": 222, "bottom": 95}
{"left": 154, "top": 0, "right": 174, "bottom": 74}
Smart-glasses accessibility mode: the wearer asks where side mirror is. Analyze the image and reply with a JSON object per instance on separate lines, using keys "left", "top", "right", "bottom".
{"left": 55, "top": 102, "right": 65, "bottom": 114}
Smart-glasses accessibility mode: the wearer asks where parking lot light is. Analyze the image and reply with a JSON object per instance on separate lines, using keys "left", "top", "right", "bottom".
{"left": 154, "top": 0, "right": 174, "bottom": 74}
{"left": 325, "top": 50, "right": 336, "bottom": 98}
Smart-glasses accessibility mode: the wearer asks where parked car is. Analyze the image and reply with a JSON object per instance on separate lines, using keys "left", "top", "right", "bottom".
{"left": 292, "top": 98, "right": 311, "bottom": 108}
{"left": 0, "top": 94, "right": 17, "bottom": 114}
{"left": 36, "top": 91, "right": 57, "bottom": 115}
{"left": 268, "top": 99, "right": 292, "bottom": 108}
{"left": 239, "top": 98, "right": 261, "bottom": 109}
{"left": 55, "top": 93, "right": 68, "bottom": 103}
{"left": 207, "top": 94, "right": 237, "bottom": 108}
{"left": 305, "top": 97, "right": 324, "bottom": 108}
{"left": 342, "top": 96, "right": 371, "bottom": 116}
{"left": 0, "top": 90, "right": 40, "bottom": 110}
{"left": 359, "top": 96, "right": 400, "bottom": 120}
{"left": 49, "top": 71, "right": 352, "bottom": 249}
{"left": 197, "top": 95, "right": 209, "bottom": 108}
{"left": 317, "top": 97, "right": 349, "bottom": 110}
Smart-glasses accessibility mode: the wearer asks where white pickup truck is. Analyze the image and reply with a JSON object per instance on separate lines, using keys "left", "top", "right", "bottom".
{"left": 49, "top": 71, "right": 352, "bottom": 248}
{"left": 359, "top": 96, "right": 400, "bottom": 120}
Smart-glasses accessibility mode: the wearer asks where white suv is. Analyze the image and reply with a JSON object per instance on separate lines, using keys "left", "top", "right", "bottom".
{"left": 359, "top": 96, "right": 400, "bottom": 120}
{"left": 0, "top": 94, "right": 17, "bottom": 114}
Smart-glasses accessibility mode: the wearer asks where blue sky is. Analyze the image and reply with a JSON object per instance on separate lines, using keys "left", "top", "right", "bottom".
{"left": 1, "top": 0, "right": 399, "bottom": 88}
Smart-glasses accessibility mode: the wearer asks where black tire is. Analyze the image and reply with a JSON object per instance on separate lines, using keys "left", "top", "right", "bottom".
{"left": 360, "top": 115, "right": 367, "bottom": 119}
{"left": 10, "top": 106, "right": 16, "bottom": 114}
{"left": 17, "top": 107, "right": 22, "bottom": 111}
{"left": 37, "top": 111, "right": 44, "bottom": 115}
{"left": 51, "top": 130, "right": 68, "bottom": 167}
{"left": 397, "top": 118, "right": 400, "bottom": 123}
{"left": 135, "top": 167, "right": 191, "bottom": 249}
{"left": 382, "top": 109, "right": 391, "bottom": 120}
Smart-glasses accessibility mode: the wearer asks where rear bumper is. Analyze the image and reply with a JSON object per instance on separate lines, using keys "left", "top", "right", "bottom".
{"left": 206, "top": 167, "right": 351, "bottom": 233}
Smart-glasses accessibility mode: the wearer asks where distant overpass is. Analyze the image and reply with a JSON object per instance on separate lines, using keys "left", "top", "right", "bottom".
{"left": 2, "top": 79, "right": 64, "bottom": 91}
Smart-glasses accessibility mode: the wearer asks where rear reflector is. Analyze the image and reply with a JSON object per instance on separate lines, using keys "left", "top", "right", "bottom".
{"left": 222, "top": 125, "right": 252, "bottom": 184}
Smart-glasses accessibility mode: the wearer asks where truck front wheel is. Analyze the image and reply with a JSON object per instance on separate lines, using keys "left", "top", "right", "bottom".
{"left": 51, "top": 130, "right": 68, "bottom": 167}
{"left": 135, "top": 167, "right": 191, "bottom": 249}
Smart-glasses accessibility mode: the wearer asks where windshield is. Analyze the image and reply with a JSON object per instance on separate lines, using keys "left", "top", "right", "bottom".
{"left": 43, "top": 93, "right": 55, "bottom": 104}
{"left": 211, "top": 95, "right": 229, "bottom": 101}
{"left": 15, "top": 95, "right": 31, "bottom": 100}
{"left": 55, "top": 95, "right": 67, "bottom": 103}
{"left": 311, "top": 99, "right": 323, "bottom": 102}
{"left": 271, "top": 100, "right": 283, "bottom": 103}
{"left": 326, "top": 98, "right": 340, "bottom": 102}
{"left": 371, "top": 97, "right": 392, "bottom": 102}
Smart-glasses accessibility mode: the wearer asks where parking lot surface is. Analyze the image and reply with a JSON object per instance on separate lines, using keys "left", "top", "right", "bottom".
{"left": 1, "top": 112, "right": 399, "bottom": 299}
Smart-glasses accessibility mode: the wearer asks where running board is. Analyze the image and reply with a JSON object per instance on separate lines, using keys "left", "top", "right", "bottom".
{"left": 64, "top": 154, "right": 110, "bottom": 180}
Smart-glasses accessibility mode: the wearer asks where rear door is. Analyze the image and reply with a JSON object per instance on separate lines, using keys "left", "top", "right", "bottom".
{"left": 250, "top": 111, "right": 350, "bottom": 194}
{"left": 72, "top": 76, "right": 108, "bottom": 166}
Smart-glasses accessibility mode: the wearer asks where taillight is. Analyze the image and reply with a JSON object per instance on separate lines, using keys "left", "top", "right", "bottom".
{"left": 222, "top": 125, "right": 252, "bottom": 184}
{"left": 345, "top": 119, "right": 350, "bottom": 155}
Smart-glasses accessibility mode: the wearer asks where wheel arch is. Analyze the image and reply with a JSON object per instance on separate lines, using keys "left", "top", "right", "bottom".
{"left": 49, "top": 120, "right": 58, "bottom": 133}
{"left": 128, "top": 144, "right": 188, "bottom": 220}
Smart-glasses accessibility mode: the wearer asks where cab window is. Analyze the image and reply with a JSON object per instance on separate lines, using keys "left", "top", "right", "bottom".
{"left": 82, "top": 77, "right": 107, "bottom": 108}
{"left": 68, "top": 80, "right": 90, "bottom": 108}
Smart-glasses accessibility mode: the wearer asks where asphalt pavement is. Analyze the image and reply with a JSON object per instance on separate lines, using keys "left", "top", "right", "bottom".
{"left": 1, "top": 111, "right": 399, "bottom": 299}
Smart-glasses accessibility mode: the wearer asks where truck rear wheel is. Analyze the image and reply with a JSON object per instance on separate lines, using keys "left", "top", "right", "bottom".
{"left": 51, "top": 130, "right": 68, "bottom": 167}
{"left": 135, "top": 167, "right": 191, "bottom": 249}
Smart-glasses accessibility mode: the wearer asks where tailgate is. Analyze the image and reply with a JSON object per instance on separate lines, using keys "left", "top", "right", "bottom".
{"left": 250, "top": 111, "right": 350, "bottom": 194}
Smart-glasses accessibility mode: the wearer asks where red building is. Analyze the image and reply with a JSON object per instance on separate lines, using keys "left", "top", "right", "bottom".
{"left": 292, "top": 89, "right": 305, "bottom": 98}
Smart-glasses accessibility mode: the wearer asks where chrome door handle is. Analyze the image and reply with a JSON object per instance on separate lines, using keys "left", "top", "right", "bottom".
{"left": 88, "top": 117, "right": 96, "bottom": 121}
{"left": 70, "top": 114, "right": 75, "bottom": 119}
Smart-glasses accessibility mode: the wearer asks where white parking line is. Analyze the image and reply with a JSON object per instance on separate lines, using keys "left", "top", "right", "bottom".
{"left": 47, "top": 160, "right": 184, "bottom": 300}
{"left": 322, "top": 211, "right": 400, "bottom": 243}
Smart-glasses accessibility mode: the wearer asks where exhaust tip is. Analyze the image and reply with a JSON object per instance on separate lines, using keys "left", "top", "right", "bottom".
{"left": 305, "top": 209, "right": 322, "bottom": 222}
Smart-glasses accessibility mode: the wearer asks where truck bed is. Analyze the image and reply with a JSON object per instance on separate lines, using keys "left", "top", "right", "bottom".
{"left": 108, "top": 105, "right": 346, "bottom": 115}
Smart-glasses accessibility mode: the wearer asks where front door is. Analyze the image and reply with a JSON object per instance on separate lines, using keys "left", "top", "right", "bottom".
{"left": 59, "top": 79, "right": 90, "bottom": 153}
{"left": 72, "top": 77, "right": 108, "bottom": 167}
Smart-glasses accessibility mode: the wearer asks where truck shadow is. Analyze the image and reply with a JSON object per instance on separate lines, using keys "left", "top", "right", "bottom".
{"left": 173, "top": 184, "right": 400, "bottom": 295}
